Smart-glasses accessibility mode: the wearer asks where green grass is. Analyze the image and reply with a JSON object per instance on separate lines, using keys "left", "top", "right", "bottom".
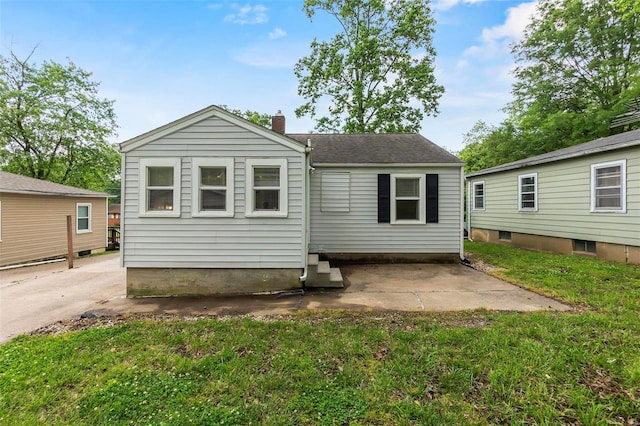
{"left": 2, "top": 242, "right": 639, "bottom": 424}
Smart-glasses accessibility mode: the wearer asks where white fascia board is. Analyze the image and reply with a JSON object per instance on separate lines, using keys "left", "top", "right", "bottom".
{"left": 465, "top": 139, "right": 640, "bottom": 178}
{"left": 119, "top": 105, "right": 306, "bottom": 153}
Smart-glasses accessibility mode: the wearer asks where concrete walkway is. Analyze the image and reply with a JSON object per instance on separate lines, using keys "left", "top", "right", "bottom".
{"left": 1, "top": 253, "right": 571, "bottom": 344}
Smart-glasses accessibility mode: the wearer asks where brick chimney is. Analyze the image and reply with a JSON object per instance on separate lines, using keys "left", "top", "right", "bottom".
{"left": 271, "top": 110, "right": 285, "bottom": 134}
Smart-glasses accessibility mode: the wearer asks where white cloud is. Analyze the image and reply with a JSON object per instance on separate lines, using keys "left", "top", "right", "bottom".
{"left": 456, "top": 59, "right": 469, "bottom": 69}
{"left": 481, "top": 1, "right": 536, "bottom": 42}
{"left": 433, "top": 0, "right": 488, "bottom": 12}
{"left": 224, "top": 4, "right": 268, "bottom": 25}
{"left": 464, "top": 1, "right": 538, "bottom": 59}
{"left": 268, "top": 27, "right": 287, "bottom": 40}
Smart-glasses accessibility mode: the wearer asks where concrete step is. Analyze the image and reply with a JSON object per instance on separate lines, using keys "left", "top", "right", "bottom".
{"left": 327, "top": 267, "right": 344, "bottom": 288}
{"left": 305, "top": 254, "right": 343, "bottom": 288}
{"left": 317, "top": 260, "right": 330, "bottom": 275}
{"left": 308, "top": 261, "right": 331, "bottom": 287}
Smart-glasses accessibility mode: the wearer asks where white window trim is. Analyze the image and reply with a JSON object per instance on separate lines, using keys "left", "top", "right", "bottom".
{"left": 139, "top": 158, "right": 181, "bottom": 217}
{"left": 518, "top": 173, "right": 538, "bottom": 212}
{"left": 245, "top": 158, "right": 288, "bottom": 218}
{"left": 76, "top": 202, "right": 92, "bottom": 234}
{"left": 590, "top": 159, "right": 626, "bottom": 213}
{"left": 391, "top": 173, "right": 425, "bottom": 225}
{"left": 472, "top": 181, "right": 485, "bottom": 211}
{"left": 191, "top": 158, "right": 234, "bottom": 218}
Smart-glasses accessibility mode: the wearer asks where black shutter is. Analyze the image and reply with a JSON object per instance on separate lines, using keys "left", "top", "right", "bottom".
{"left": 426, "top": 174, "right": 438, "bottom": 223}
{"left": 378, "top": 174, "right": 390, "bottom": 223}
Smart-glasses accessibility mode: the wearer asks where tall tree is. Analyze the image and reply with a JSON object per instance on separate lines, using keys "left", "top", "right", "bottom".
{"left": 460, "top": 0, "right": 640, "bottom": 172}
{"left": 0, "top": 49, "right": 119, "bottom": 191}
{"left": 510, "top": 0, "right": 640, "bottom": 144}
{"left": 294, "top": 0, "right": 443, "bottom": 133}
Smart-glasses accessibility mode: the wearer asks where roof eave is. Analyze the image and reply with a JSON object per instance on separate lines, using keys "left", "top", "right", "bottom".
{"left": 119, "top": 105, "right": 306, "bottom": 153}
{"left": 465, "top": 139, "right": 640, "bottom": 178}
{"left": 313, "top": 162, "right": 464, "bottom": 168}
{"left": 0, "top": 189, "right": 109, "bottom": 197}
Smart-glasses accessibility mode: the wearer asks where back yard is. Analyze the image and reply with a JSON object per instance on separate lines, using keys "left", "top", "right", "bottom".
{"left": 1, "top": 241, "right": 639, "bottom": 424}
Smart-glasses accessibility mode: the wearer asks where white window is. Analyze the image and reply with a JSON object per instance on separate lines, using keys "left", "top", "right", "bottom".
{"left": 76, "top": 203, "right": 92, "bottom": 233}
{"left": 518, "top": 173, "right": 538, "bottom": 211}
{"left": 391, "top": 174, "right": 425, "bottom": 224}
{"left": 139, "top": 158, "right": 181, "bottom": 217}
{"left": 321, "top": 172, "right": 350, "bottom": 212}
{"left": 192, "top": 158, "right": 234, "bottom": 217}
{"left": 473, "top": 181, "right": 485, "bottom": 210}
{"left": 245, "top": 159, "right": 288, "bottom": 218}
{"left": 591, "top": 160, "right": 626, "bottom": 213}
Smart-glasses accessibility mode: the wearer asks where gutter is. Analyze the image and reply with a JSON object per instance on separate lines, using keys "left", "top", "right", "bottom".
{"left": 465, "top": 138, "right": 640, "bottom": 178}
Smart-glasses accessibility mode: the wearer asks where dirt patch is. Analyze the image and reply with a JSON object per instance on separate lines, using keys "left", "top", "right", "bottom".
{"left": 464, "top": 253, "right": 506, "bottom": 274}
{"left": 27, "top": 310, "right": 497, "bottom": 340}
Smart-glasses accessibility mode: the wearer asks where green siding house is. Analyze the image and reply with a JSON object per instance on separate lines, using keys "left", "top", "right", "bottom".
{"left": 466, "top": 129, "right": 640, "bottom": 264}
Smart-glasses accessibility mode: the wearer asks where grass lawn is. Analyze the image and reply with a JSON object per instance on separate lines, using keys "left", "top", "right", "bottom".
{"left": 1, "top": 242, "right": 639, "bottom": 424}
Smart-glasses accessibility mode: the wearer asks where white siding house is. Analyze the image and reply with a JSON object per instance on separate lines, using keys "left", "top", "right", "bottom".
{"left": 287, "top": 134, "right": 464, "bottom": 261}
{"left": 466, "top": 129, "right": 640, "bottom": 264}
{"left": 120, "top": 106, "right": 464, "bottom": 296}
{"left": 120, "top": 106, "right": 308, "bottom": 296}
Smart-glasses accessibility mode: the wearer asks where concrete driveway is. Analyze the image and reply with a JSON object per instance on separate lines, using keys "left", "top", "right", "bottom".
{"left": 1, "top": 254, "right": 126, "bottom": 343}
{"left": 1, "top": 253, "right": 570, "bottom": 344}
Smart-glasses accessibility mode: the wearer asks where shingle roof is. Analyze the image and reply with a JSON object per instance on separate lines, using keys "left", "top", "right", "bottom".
{"left": 466, "top": 128, "right": 640, "bottom": 178}
{"left": 286, "top": 133, "right": 463, "bottom": 165}
{"left": 108, "top": 203, "right": 121, "bottom": 214}
{"left": 0, "top": 171, "right": 109, "bottom": 197}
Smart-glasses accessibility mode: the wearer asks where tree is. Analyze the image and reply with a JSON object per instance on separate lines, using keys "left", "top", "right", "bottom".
{"left": 460, "top": 0, "right": 640, "bottom": 172}
{"left": 0, "top": 49, "right": 119, "bottom": 192}
{"left": 219, "top": 105, "right": 271, "bottom": 128}
{"left": 510, "top": 0, "right": 640, "bottom": 144}
{"left": 459, "top": 121, "right": 523, "bottom": 173}
{"left": 294, "top": 0, "right": 443, "bottom": 133}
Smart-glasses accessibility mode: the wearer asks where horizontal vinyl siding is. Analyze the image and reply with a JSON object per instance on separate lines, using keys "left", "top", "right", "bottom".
{"left": 123, "top": 116, "right": 305, "bottom": 268}
{"left": 0, "top": 193, "right": 107, "bottom": 266}
{"left": 310, "top": 167, "right": 462, "bottom": 254}
{"left": 469, "top": 146, "right": 640, "bottom": 246}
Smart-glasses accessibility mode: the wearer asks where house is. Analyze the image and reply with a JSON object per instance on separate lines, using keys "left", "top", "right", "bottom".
{"left": 0, "top": 171, "right": 109, "bottom": 267}
{"left": 287, "top": 133, "right": 464, "bottom": 262}
{"left": 466, "top": 129, "right": 640, "bottom": 264}
{"left": 108, "top": 203, "right": 121, "bottom": 227}
{"left": 119, "top": 105, "right": 464, "bottom": 297}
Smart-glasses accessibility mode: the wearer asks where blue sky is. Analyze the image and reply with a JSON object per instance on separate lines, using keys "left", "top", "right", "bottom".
{"left": 1, "top": 0, "right": 538, "bottom": 153}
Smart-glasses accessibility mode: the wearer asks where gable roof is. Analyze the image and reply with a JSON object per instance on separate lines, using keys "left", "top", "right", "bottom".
{"left": 286, "top": 133, "right": 463, "bottom": 165}
{"left": 0, "top": 171, "right": 109, "bottom": 197}
{"left": 467, "top": 129, "right": 640, "bottom": 178}
{"left": 119, "top": 104, "right": 306, "bottom": 153}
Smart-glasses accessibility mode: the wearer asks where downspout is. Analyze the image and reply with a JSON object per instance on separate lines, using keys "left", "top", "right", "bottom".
{"left": 460, "top": 167, "right": 465, "bottom": 260}
{"left": 299, "top": 138, "right": 313, "bottom": 283}
{"left": 466, "top": 179, "right": 473, "bottom": 242}
{"left": 119, "top": 149, "right": 126, "bottom": 268}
